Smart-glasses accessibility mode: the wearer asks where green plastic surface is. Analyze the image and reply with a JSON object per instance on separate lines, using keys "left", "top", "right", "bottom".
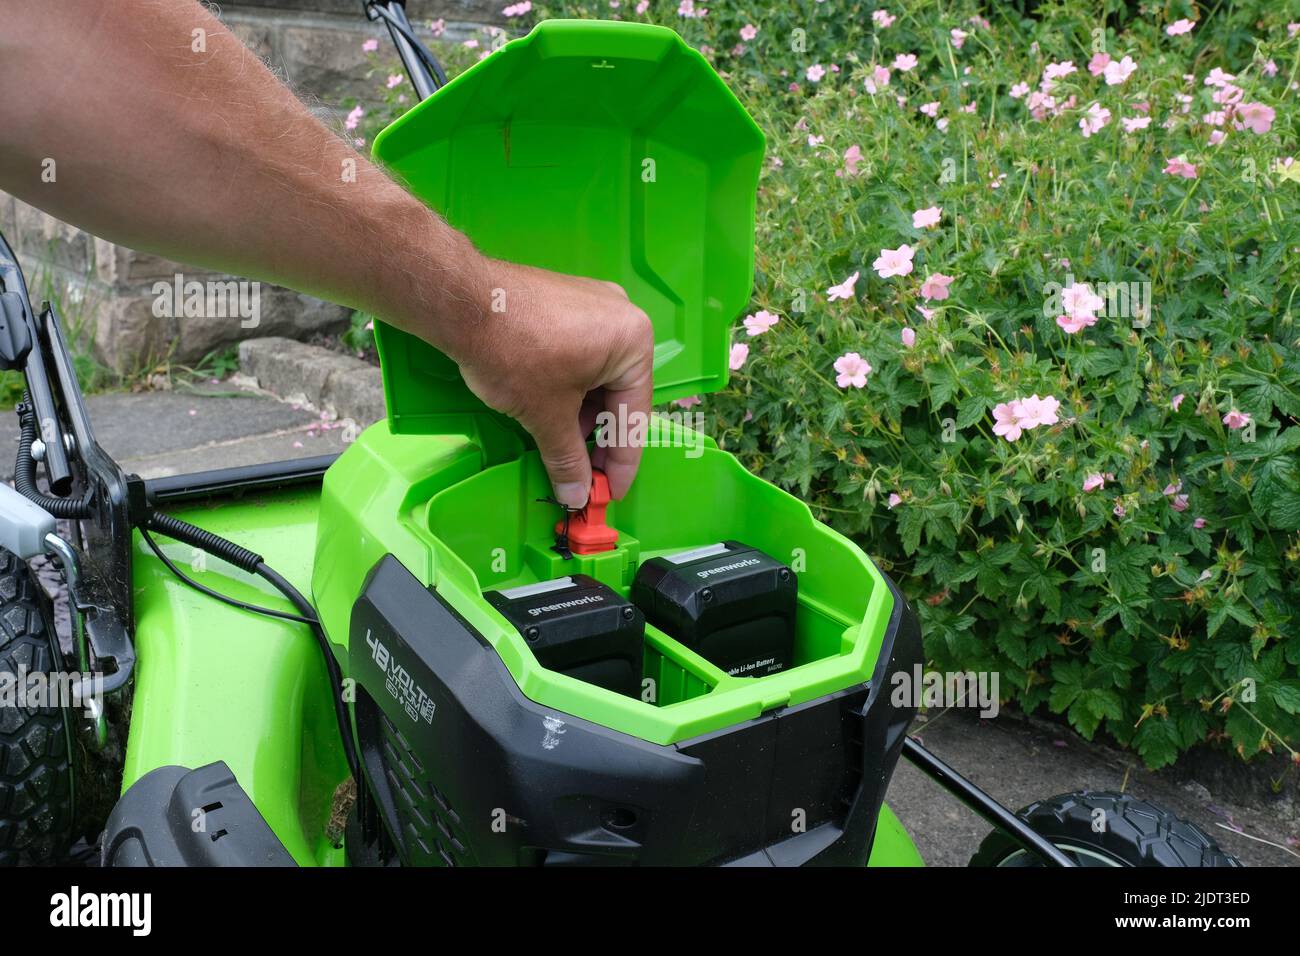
{"left": 123, "top": 490, "right": 346, "bottom": 867}
{"left": 311, "top": 418, "right": 895, "bottom": 746}
{"left": 370, "top": 19, "right": 764, "bottom": 430}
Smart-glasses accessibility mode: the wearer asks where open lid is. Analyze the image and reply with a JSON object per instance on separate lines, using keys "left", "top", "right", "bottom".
{"left": 370, "top": 19, "right": 764, "bottom": 433}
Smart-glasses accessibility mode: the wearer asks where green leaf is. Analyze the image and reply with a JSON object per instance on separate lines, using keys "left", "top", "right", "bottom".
{"left": 1134, "top": 717, "right": 1181, "bottom": 769}
{"left": 1269, "top": 680, "right": 1300, "bottom": 715}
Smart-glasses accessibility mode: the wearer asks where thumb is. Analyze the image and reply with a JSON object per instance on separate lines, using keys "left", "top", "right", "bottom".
{"left": 526, "top": 401, "right": 593, "bottom": 509}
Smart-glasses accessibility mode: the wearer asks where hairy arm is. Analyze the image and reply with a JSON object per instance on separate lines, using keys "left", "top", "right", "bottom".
{"left": 0, "top": 0, "right": 652, "bottom": 506}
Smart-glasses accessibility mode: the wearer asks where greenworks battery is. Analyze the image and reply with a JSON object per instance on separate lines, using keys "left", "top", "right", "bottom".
{"left": 486, "top": 575, "right": 644, "bottom": 697}
{"left": 632, "top": 542, "right": 796, "bottom": 678}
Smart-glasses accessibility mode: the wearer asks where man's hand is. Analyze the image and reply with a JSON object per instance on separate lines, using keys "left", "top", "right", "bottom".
{"left": 451, "top": 261, "right": 654, "bottom": 509}
{"left": 0, "top": 0, "right": 655, "bottom": 506}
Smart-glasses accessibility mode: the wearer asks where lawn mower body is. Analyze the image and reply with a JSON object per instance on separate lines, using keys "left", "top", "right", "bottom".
{"left": 106, "top": 17, "right": 929, "bottom": 866}
{"left": 117, "top": 467, "right": 924, "bottom": 866}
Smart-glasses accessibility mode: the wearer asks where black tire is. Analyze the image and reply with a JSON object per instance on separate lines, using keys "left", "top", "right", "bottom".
{"left": 0, "top": 548, "right": 75, "bottom": 865}
{"left": 969, "top": 790, "right": 1241, "bottom": 867}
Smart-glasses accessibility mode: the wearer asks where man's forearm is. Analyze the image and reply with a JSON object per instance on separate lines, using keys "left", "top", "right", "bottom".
{"left": 0, "top": 0, "right": 482, "bottom": 356}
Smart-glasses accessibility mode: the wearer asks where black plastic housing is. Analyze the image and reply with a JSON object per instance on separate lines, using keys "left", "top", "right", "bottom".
{"left": 632, "top": 541, "right": 796, "bottom": 678}
{"left": 485, "top": 575, "right": 644, "bottom": 697}
{"left": 348, "top": 554, "right": 921, "bottom": 866}
{"left": 102, "top": 761, "right": 296, "bottom": 867}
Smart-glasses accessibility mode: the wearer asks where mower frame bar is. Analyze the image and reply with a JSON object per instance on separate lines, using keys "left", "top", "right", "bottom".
{"left": 901, "top": 737, "right": 1076, "bottom": 866}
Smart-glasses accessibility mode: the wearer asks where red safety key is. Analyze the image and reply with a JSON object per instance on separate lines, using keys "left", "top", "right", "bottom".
{"left": 558, "top": 470, "right": 619, "bottom": 555}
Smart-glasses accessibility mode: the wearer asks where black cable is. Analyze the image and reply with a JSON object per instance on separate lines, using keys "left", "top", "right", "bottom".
{"left": 142, "top": 512, "right": 360, "bottom": 781}
{"left": 365, "top": 1, "right": 448, "bottom": 87}
{"left": 255, "top": 560, "right": 361, "bottom": 782}
{"left": 138, "top": 527, "right": 318, "bottom": 625}
{"left": 146, "top": 510, "right": 262, "bottom": 573}
{"left": 13, "top": 394, "right": 92, "bottom": 518}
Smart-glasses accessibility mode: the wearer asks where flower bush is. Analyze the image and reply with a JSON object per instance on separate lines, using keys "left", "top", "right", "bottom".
{"left": 356, "top": 2, "right": 1300, "bottom": 768}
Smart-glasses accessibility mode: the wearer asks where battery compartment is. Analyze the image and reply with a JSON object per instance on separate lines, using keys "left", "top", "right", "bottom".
{"left": 423, "top": 443, "right": 879, "bottom": 707}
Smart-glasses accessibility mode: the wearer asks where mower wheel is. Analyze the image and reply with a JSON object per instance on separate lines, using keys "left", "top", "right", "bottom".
{"left": 0, "top": 549, "right": 75, "bottom": 866}
{"left": 969, "top": 790, "right": 1241, "bottom": 867}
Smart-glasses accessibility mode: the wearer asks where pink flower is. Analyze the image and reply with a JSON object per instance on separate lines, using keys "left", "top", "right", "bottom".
{"left": 1087, "top": 52, "right": 1111, "bottom": 76}
{"left": 1010, "top": 82, "right": 1030, "bottom": 98}
{"left": 1103, "top": 56, "right": 1137, "bottom": 86}
{"left": 806, "top": 64, "right": 826, "bottom": 83}
{"left": 872, "top": 9, "right": 895, "bottom": 28}
{"left": 1222, "top": 409, "right": 1251, "bottom": 429}
{"left": 502, "top": 1, "right": 532, "bottom": 16}
{"left": 743, "top": 310, "right": 780, "bottom": 336}
{"left": 430, "top": 18, "right": 446, "bottom": 36}
{"left": 1082, "top": 473, "right": 1106, "bottom": 492}
{"left": 950, "top": 29, "right": 968, "bottom": 49}
{"left": 729, "top": 342, "right": 749, "bottom": 370}
{"left": 826, "top": 271, "right": 860, "bottom": 302}
{"left": 1042, "top": 61, "right": 1076, "bottom": 87}
{"left": 839, "top": 144, "right": 864, "bottom": 177}
{"left": 864, "top": 65, "right": 891, "bottom": 94}
{"left": 386, "top": 74, "right": 404, "bottom": 89}
{"left": 1209, "top": 130, "right": 1226, "bottom": 146}
{"left": 1016, "top": 394, "right": 1061, "bottom": 428}
{"left": 345, "top": 105, "right": 365, "bottom": 130}
{"left": 1057, "top": 312, "right": 1099, "bottom": 334}
{"left": 739, "top": 23, "right": 758, "bottom": 41}
{"left": 1061, "top": 281, "right": 1104, "bottom": 320}
{"left": 1204, "top": 68, "right": 1236, "bottom": 88}
{"left": 936, "top": 117, "right": 949, "bottom": 132}
{"left": 1113, "top": 501, "right": 1127, "bottom": 518}
{"left": 916, "top": 306, "right": 936, "bottom": 321}
{"left": 1170, "top": 494, "right": 1189, "bottom": 512}
{"left": 912, "top": 206, "right": 942, "bottom": 229}
{"left": 1238, "top": 102, "right": 1275, "bottom": 134}
{"left": 676, "top": 0, "right": 706, "bottom": 18}
{"left": 674, "top": 395, "right": 702, "bottom": 408}
{"left": 873, "top": 245, "right": 915, "bottom": 278}
{"left": 1122, "top": 115, "right": 1152, "bottom": 132}
{"left": 992, "top": 401, "right": 1025, "bottom": 441}
{"left": 887, "top": 492, "right": 903, "bottom": 508}
{"left": 919, "top": 101, "right": 940, "bottom": 118}
{"left": 1079, "top": 102, "right": 1112, "bottom": 137}
{"left": 1163, "top": 157, "right": 1198, "bottom": 178}
{"left": 1171, "top": 393, "right": 1185, "bottom": 411}
{"left": 1166, "top": 18, "right": 1196, "bottom": 36}
{"left": 1163, "top": 481, "right": 1183, "bottom": 497}
{"left": 1193, "top": 517, "right": 1207, "bottom": 529}
{"left": 1263, "top": 59, "right": 1279, "bottom": 78}
{"left": 901, "top": 327, "right": 916, "bottom": 348}
{"left": 362, "top": 38, "right": 379, "bottom": 53}
{"left": 893, "top": 53, "right": 918, "bottom": 72}
{"left": 920, "top": 272, "right": 954, "bottom": 301}
{"left": 807, "top": 134, "right": 824, "bottom": 147}
{"left": 1211, "top": 83, "right": 1244, "bottom": 106}
{"left": 834, "top": 352, "right": 872, "bottom": 389}
{"left": 1025, "top": 90, "right": 1056, "bottom": 120}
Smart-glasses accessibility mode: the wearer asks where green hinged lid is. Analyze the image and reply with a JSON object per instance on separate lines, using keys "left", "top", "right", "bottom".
{"left": 370, "top": 19, "right": 764, "bottom": 433}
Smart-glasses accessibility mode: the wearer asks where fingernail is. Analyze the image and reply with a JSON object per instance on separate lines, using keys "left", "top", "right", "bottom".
{"left": 554, "top": 482, "right": 589, "bottom": 509}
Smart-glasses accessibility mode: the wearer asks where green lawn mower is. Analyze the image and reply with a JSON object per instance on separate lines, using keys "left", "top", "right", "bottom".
{"left": 0, "top": 4, "right": 1240, "bottom": 869}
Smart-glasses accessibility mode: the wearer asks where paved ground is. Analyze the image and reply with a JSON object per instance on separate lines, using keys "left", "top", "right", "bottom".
{"left": 0, "top": 386, "right": 348, "bottom": 481}
{"left": 888, "top": 708, "right": 1298, "bottom": 866}
{"left": 5, "top": 386, "right": 1297, "bottom": 866}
